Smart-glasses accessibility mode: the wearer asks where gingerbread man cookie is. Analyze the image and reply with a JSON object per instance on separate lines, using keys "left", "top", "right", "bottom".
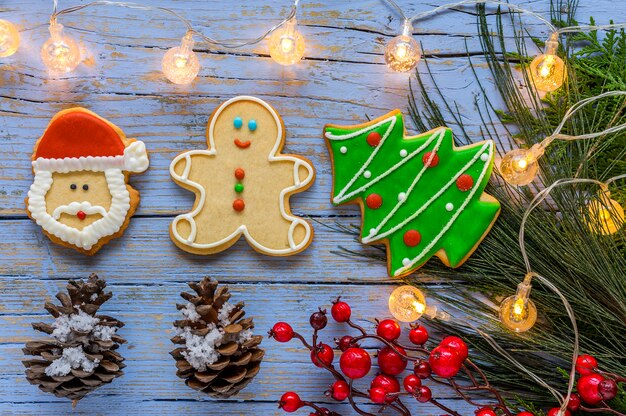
{"left": 170, "top": 96, "right": 315, "bottom": 256}
{"left": 26, "top": 108, "right": 150, "bottom": 255}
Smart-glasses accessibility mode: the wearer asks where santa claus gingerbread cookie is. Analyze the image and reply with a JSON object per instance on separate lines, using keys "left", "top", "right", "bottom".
{"left": 26, "top": 108, "right": 149, "bottom": 255}
{"left": 170, "top": 96, "right": 315, "bottom": 256}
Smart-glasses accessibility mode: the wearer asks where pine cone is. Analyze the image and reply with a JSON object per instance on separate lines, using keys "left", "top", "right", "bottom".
{"left": 170, "top": 277, "right": 264, "bottom": 398}
{"left": 22, "top": 274, "right": 126, "bottom": 405}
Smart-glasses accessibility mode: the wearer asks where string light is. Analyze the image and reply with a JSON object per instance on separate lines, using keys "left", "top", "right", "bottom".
{"left": 384, "top": 19, "right": 421, "bottom": 72}
{"left": 499, "top": 91, "right": 626, "bottom": 186}
{"left": 0, "top": 19, "right": 20, "bottom": 57}
{"left": 268, "top": 16, "right": 305, "bottom": 66}
{"left": 499, "top": 275, "right": 537, "bottom": 332}
{"left": 528, "top": 32, "right": 566, "bottom": 92}
{"left": 162, "top": 31, "right": 200, "bottom": 85}
{"left": 585, "top": 189, "right": 625, "bottom": 235}
{"left": 388, "top": 285, "right": 450, "bottom": 322}
{"left": 40, "top": 20, "right": 81, "bottom": 74}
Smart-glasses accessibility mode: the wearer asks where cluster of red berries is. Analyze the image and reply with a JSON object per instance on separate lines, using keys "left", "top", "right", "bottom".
{"left": 569, "top": 354, "right": 620, "bottom": 409}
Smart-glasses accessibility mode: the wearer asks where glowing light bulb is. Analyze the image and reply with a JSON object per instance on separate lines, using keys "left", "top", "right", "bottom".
{"left": 0, "top": 19, "right": 19, "bottom": 57}
{"left": 528, "top": 33, "right": 566, "bottom": 92}
{"left": 162, "top": 32, "right": 200, "bottom": 85}
{"left": 500, "top": 281, "right": 537, "bottom": 333}
{"left": 586, "top": 194, "right": 625, "bottom": 235}
{"left": 499, "top": 144, "right": 545, "bottom": 186}
{"left": 41, "top": 22, "right": 81, "bottom": 74}
{"left": 385, "top": 20, "right": 420, "bottom": 72}
{"left": 268, "top": 17, "right": 305, "bottom": 66}
{"left": 389, "top": 285, "right": 426, "bottom": 322}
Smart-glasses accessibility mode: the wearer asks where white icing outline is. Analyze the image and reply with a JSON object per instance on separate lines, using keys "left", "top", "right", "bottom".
{"left": 52, "top": 201, "right": 108, "bottom": 220}
{"left": 169, "top": 96, "right": 314, "bottom": 255}
{"left": 27, "top": 168, "right": 131, "bottom": 250}
{"left": 392, "top": 143, "right": 494, "bottom": 276}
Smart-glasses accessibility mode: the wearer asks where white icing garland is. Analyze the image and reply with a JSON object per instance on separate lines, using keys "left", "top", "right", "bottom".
{"left": 169, "top": 96, "right": 315, "bottom": 255}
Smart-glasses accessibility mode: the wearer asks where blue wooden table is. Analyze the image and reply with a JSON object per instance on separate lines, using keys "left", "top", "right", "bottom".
{"left": 0, "top": 1, "right": 621, "bottom": 415}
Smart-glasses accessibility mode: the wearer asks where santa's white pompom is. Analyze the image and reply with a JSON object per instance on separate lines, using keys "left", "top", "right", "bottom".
{"left": 123, "top": 141, "right": 149, "bottom": 173}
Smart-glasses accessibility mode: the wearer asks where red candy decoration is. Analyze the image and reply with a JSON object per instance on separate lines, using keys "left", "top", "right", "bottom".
{"left": 329, "top": 380, "right": 350, "bottom": 401}
{"left": 403, "top": 230, "right": 421, "bottom": 247}
{"left": 279, "top": 392, "right": 303, "bottom": 412}
{"left": 331, "top": 299, "right": 352, "bottom": 322}
{"left": 370, "top": 374, "right": 400, "bottom": 403}
{"left": 311, "top": 343, "right": 334, "bottom": 368}
{"left": 422, "top": 151, "right": 440, "bottom": 167}
{"left": 270, "top": 322, "right": 294, "bottom": 342}
{"left": 409, "top": 326, "right": 429, "bottom": 345}
{"left": 403, "top": 374, "right": 422, "bottom": 393}
{"left": 76, "top": 211, "right": 87, "bottom": 220}
{"left": 376, "top": 319, "right": 401, "bottom": 341}
{"left": 476, "top": 408, "right": 497, "bottom": 416}
{"left": 233, "top": 198, "right": 245, "bottom": 211}
{"left": 340, "top": 348, "right": 372, "bottom": 379}
{"left": 577, "top": 373, "right": 605, "bottom": 405}
{"left": 366, "top": 131, "right": 382, "bottom": 147}
{"left": 429, "top": 345, "right": 463, "bottom": 378}
{"left": 365, "top": 193, "right": 383, "bottom": 209}
{"left": 378, "top": 346, "right": 408, "bottom": 376}
{"left": 234, "top": 168, "right": 245, "bottom": 180}
{"left": 440, "top": 336, "right": 469, "bottom": 362}
{"left": 575, "top": 354, "right": 598, "bottom": 375}
{"left": 456, "top": 174, "right": 474, "bottom": 191}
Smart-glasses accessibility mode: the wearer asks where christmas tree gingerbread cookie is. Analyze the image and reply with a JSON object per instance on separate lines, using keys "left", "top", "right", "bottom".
{"left": 26, "top": 108, "right": 149, "bottom": 255}
{"left": 170, "top": 96, "right": 315, "bottom": 256}
{"left": 324, "top": 110, "right": 500, "bottom": 277}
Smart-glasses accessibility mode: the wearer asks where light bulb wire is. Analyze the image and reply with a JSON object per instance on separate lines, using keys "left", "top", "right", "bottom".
{"left": 382, "top": 0, "right": 557, "bottom": 33}
{"left": 556, "top": 22, "right": 626, "bottom": 34}
{"left": 50, "top": 0, "right": 299, "bottom": 49}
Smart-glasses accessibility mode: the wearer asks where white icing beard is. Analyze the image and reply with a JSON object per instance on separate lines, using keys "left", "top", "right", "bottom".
{"left": 27, "top": 169, "right": 131, "bottom": 251}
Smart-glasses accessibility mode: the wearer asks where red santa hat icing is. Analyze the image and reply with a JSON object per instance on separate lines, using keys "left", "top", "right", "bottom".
{"left": 32, "top": 110, "right": 149, "bottom": 173}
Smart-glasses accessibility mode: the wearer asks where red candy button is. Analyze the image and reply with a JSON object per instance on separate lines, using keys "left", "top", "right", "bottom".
{"left": 366, "top": 132, "right": 382, "bottom": 147}
{"left": 365, "top": 193, "right": 383, "bottom": 209}
{"left": 456, "top": 174, "right": 474, "bottom": 191}
{"left": 403, "top": 230, "right": 421, "bottom": 247}
{"left": 234, "top": 168, "right": 245, "bottom": 180}
{"left": 422, "top": 151, "right": 439, "bottom": 167}
{"left": 233, "top": 199, "right": 245, "bottom": 212}
{"left": 77, "top": 211, "right": 86, "bottom": 220}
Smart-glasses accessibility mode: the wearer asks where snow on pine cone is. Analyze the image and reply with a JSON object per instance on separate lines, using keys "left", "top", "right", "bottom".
{"left": 170, "top": 277, "right": 264, "bottom": 398}
{"left": 22, "top": 274, "right": 126, "bottom": 404}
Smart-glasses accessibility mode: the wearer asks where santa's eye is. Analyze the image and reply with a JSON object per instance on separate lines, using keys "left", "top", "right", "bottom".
{"left": 82, "top": 184, "right": 89, "bottom": 191}
{"left": 233, "top": 116, "right": 243, "bottom": 129}
{"left": 248, "top": 119, "right": 257, "bottom": 131}
{"left": 70, "top": 184, "right": 77, "bottom": 190}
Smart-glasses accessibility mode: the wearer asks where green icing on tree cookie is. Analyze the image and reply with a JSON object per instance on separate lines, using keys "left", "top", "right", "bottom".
{"left": 324, "top": 110, "right": 501, "bottom": 277}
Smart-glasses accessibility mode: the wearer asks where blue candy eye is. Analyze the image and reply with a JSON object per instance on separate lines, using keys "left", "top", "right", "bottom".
{"left": 233, "top": 116, "right": 243, "bottom": 129}
{"left": 248, "top": 119, "right": 257, "bottom": 131}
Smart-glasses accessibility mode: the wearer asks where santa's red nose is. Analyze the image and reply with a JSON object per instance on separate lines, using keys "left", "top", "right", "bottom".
{"left": 77, "top": 211, "right": 87, "bottom": 220}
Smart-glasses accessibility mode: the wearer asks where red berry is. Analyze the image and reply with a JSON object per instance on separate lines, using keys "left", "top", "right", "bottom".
{"left": 377, "top": 319, "right": 401, "bottom": 341}
{"left": 378, "top": 346, "right": 408, "bottom": 376}
{"left": 547, "top": 408, "right": 571, "bottom": 416}
{"left": 369, "top": 387, "right": 387, "bottom": 403}
{"left": 311, "top": 343, "right": 334, "bottom": 368}
{"left": 566, "top": 394, "right": 581, "bottom": 411}
{"left": 577, "top": 373, "right": 605, "bottom": 405}
{"left": 329, "top": 380, "right": 350, "bottom": 401}
{"left": 403, "top": 374, "right": 422, "bottom": 393}
{"left": 414, "top": 361, "right": 431, "bottom": 379}
{"left": 575, "top": 354, "right": 598, "bottom": 375}
{"left": 599, "top": 379, "right": 618, "bottom": 401}
{"left": 409, "top": 325, "right": 429, "bottom": 345}
{"left": 517, "top": 412, "right": 534, "bottom": 416}
{"left": 336, "top": 335, "right": 354, "bottom": 352}
{"left": 476, "top": 408, "right": 497, "bottom": 416}
{"left": 271, "top": 322, "right": 294, "bottom": 342}
{"left": 417, "top": 385, "right": 432, "bottom": 403}
{"left": 331, "top": 299, "right": 352, "bottom": 322}
{"left": 279, "top": 392, "right": 303, "bottom": 412}
{"left": 310, "top": 309, "right": 328, "bottom": 330}
{"left": 440, "top": 336, "right": 469, "bottom": 362}
{"left": 429, "top": 345, "right": 462, "bottom": 378}
{"left": 340, "top": 348, "right": 372, "bottom": 379}
{"left": 370, "top": 374, "right": 400, "bottom": 403}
